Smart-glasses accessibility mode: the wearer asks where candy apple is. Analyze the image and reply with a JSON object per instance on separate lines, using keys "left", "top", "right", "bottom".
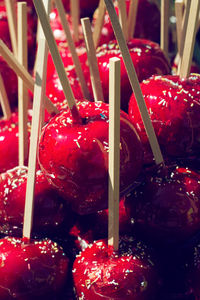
{"left": 129, "top": 74, "right": 200, "bottom": 164}
{"left": 79, "top": 38, "right": 171, "bottom": 111}
{"left": 38, "top": 101, "right": 143, "bottom": 215}
{"left": 0, "top": 112, "right": 32, "bottom": 173}
{"left": 0, "top": 236, "right": 69, "bottom": 299}
{"left": 92, "top": 0, "right": 160, "bottom": 46}
{"left": 73, "top": 236, "right": 160, "bottom": 300}
{"left": 46, "top": 65, "right": 86, "bottom": 110}
{"left": 0, "top": 166, "right": 73, "bottom": 237}
{"left": 125, "top": 165, "right": 200, "bottom": 245}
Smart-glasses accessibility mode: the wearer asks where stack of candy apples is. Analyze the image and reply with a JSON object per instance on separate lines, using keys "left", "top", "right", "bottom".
{"left": 0, "top": 0, "right": 200, "bottom": 299}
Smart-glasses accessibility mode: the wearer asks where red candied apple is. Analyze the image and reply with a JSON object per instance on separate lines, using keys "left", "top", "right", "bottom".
{"left": 73, "top": 236, "right": 160, "bottom": 300}
{"left": 129, "top": 74, "right": 200, "bottom": 164}
{"left": 0, "top": 112, "right": 31, "bottom": 173}
{"left": 38, "top": 101, "right": 143, "bottom": 215}
{"left": 79, "top": 38, "right": 171, "bottom": 111}
{"left": 0, "top": 236, "right": 69, "bottom": 299}
{"left": 46, "top": 65, "right": 86, "bottom": 110}
{"left": 49, "top": 9, "right": 84, "bottom": 46}
{"left": 125, "top": 165, "right": 200, "bottom": 244}
{"left": 92, "top": 0, "right": 160, "bottom": 46}
{"left": 62, "top": 0, "right": 99, "bottom": 17}
{"left": 46, "top": 40, "right": 86, "bottom": 82}
{"left": 0, "top": 166, "right": 71, "bottom": 236}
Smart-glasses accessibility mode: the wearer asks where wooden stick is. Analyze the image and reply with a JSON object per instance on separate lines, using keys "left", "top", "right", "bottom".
{"left": 160, "top": 0, "right": 169, "bottom": 57}
{"left": 104, "top": 0, "right": 164, "bottom": 166}
{"left": 18, "top": 2, "right": 28, "bottom": 167}
{"left": 23, "top": 37, "right": 48, "bottom": 240}
{"left": 70, "top": 0, "right": 79, "bottom": 42}
{"left": 93, "top": 0, "right": 106, "bottom": 48}
{"left": 33, "top": 0, "right": 81, "bottom": 123}
{"left": 175, "top": 0, "right": 184, "bottom": 54}
{"left": 0, "top": 74, "right": 12, "bottom": 119}
{"left": 179, "top": 0, "right": 200, "bottom": 78}
{"left": 0, "top": 40, "right": 59, "bottom": 115}
{"left": 108, "top": 57, "right": 120, "bottom": 251}
{"left": 5, "top": 0, "right": 18, "bottom": 57}
{"left": 117, "top": 0, "right": 128, "bottom": 40}
{"left": 177, "top": 0, "right": 191, "bottom": 73}
{"left": 127, "top": 0, "right": 139, "bottom": 40}
{"left": 81, "top": 17, "right": 104, "bottom": 102}
{"left": 55, "top": 0, "right": 91, "bottom": 100}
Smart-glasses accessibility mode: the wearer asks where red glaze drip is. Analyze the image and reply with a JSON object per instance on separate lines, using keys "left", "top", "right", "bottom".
{"left": 125, "top": 166, "right": 200, "bottom": 244}
{"left": 0, "top": 237, "right": 69, "bottom": 299}
{"left": 129, "top": 74, "right": 200, "bottom": 163}
{"left": 38, "top": 101, "right": 143, "bottom": 215}
{"left": 73, "top": 236, "right": 159, "bottom": 300}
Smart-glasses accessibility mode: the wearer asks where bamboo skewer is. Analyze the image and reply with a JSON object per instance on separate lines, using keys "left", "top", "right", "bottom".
{"left": 117, "top": 0, "right": 128, "bottom": 40}
{"left": 0, "top": 40, "right": 59, "bottom": 115}
{"left": 127, "top": 0, "right": 139, "bottom": 40}
{"left": 177, "top": 0, "right": 191, "bottom": 73}
{"left": 54, "top": 0, "right": 91, "bottom": 100}
{"left": 33, "top": 0, "right": 81, "bottom": 123}
{"left": 18, "top": 2, "right": 28, "bottom": 167}
{"left": 81, "top": 17, "right": 104, "bottom": 102}
{"left": 179, "top": 0, "right": 200, "bottom": 78}
{"left": 5, "top": 0, "right": 18, "bottom": 57}
{"left": 93, "top": 0, "right": 106, "bottom": 48}
{"left": 70, "top": 0, "right": 80, "bottom": 42}
{"left": 23, "top": 38, "right": 48, "bottom": 240}
{"left": 23, "top": 0, "right": 52, "bottom": 240}
{"left": 160, "top": 0, "right": 169, "bottom": 57}
{"left": 0, "top": 74, "right": 12, "bottom": 119}
{"left": 108, "top": 57, "right": 120, "bottom": 251}
{"left": 104, "top": 0, "right": 164, "bottom": 166}
{"left": 175, "top": 0, "right": 184, "bottom": 54}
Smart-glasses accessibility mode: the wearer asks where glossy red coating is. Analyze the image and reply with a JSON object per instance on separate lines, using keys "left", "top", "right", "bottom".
{"left": 79, "top": 38, "right": 171, "bottom": 111}
{"left": 70, "top": 198, "right": 133, "bottom": 250}
{"left": 62, "top": 0, "right": 99, "bottom": 17}
{"left": 125, "top": 166, "right": 200, "bottom": 243}
{"left": 0, "top": 57, "right": 18, "bottom": 108}
{"left": 73, "top": 236, "right": 159, "bottom": 299}
{"left": 38, "top": 101, "right": 143, "bottom": 215}
{"left": 92, "top": 0, "right": 160, "bottom": 46}
{"left": 0, "top": 166, "right": 67, "bottom": 234}
{"left": 0, "top": 236, "right": 69, "bottom": 299}
{"left": 129, "top": 74, "right": 200, "bottom": 163}
{"left": 46, "top": 65, "right": 86, "bottom": 111}
{"left": 0, "top": 112, "right": 31, "bottom": 173}
{"left": 0, "top": 3, "right": 11, "bottom": 48}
